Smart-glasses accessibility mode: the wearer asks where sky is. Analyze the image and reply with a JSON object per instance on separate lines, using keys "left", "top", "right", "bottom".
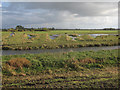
{"left": 1, "top": 2, "right": 118, "bottom": 29}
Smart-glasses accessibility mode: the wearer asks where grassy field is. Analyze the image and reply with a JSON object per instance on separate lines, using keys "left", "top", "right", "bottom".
{"left": 44, "top": 30, "right": 118, "bottom": 34}
{"left": 2, "top": 30, "right": 118, "bottom": 34}
{"left": 2, "top": 49, "right": 119, "bottom": 88}
{"left": 2, "top": 30, "right": 119, "bottom": 50}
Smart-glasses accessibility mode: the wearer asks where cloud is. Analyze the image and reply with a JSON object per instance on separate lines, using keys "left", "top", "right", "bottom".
{"left": 2, "top": 2, "right": 118, "bottom": 29}
{"left": 3, "top": 2, "right": 118, "bottom": 16}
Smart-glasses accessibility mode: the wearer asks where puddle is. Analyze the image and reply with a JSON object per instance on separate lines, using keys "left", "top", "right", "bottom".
{"left": 88, "top": 34, "right": 109, "bottom": 38}
{"left": 28, "top": 35, "right": 32, "bottom": 39}
{"left": 10, "top": 32, "right": 15, "bottom": 37}
{"left": 50, "top": 34, "right": 118, "bottom": 40}
{"left": 78, "top": 34, "right": 117, "bottom": 38}
{"left": 49, "top": 34, "right": 59, "bottom": 40}
{"left": 28, "top": 34, "right": 36, "bottom": 39}
{"left": 69, "top": 36, "right": 77, "bottom": 40}
{"left": 69, "top": 34, "right": 118, "bottom": 40}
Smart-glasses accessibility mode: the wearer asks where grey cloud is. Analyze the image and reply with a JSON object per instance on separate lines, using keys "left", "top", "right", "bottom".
{"left": 3, "top": 2, "right": 118, "bottom": 16}
{"left": 2, "top": 2, "right": 118, "bottom": 29}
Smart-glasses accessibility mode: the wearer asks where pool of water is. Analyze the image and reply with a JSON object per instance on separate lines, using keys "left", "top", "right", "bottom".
{"left": 49, "top": 34, "right": 59, "bottom": 40}
{"left": 10, "top": 32, "right": 15, "bottom": 37}
{"left": 28, "top": 34, "right": 36, "bottom": 39}
{"left": 88, "top": 34, "right": 109, "bottom": 38}
{"left": 69, "top": 36, "right": 77, "bottom": 40}
{"left": 49, "top": 34, "right": 118, "bottom": 40}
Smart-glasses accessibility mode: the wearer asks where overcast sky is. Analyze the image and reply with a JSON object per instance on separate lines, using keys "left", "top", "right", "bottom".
{"left": 2, "top": 2, "right": 118, "bottom": 29}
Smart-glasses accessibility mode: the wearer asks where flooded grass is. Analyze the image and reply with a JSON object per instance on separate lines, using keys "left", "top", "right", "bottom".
{"left": 2, "top": 31, "right": 119, "bottom": 50}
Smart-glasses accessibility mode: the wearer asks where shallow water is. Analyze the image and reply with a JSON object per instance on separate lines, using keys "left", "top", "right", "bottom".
{"left": 49, "top": 34, "right": 118, "bottom": 40}
{"left": 69, "top": 36, "right": 77, "bottom": 40}
{"left": 28, "top": 34, "right": 31, "bottom": 39}
{"left": 28, "top": 34, "right": 36, "bottom": 39}
{"left": 49, "top": 34, "right": 59, "bottom": 39}
{"left": 10, "top": 32, "right": 15, "bottom": 37}
{"left": 2, "top": 46, "right": 119, "bottom": 55}
{"left": 88, "top": 34, "right": 109, "bottom": 38}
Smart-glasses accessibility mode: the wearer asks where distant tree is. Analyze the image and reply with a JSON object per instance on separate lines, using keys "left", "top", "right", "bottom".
{"left": 30, "top": 28, "right": 34, "bottom": 32}
{"left": 24, "top": 29, "right": 28, "bottom": 31}
{"left": 51, "top": 27, "right": 55, "bottom": 30}
{"left": 42, "top": 28, "right": 49, "bottom": 31}
{"left": 8, "top": 28, "right": 15, "bottom": 32}
{"left": 2, "top": 29, "right": 8, "bottom": 31}
{"left": 103, "top": 28, "right": 116, "bottom": 30}
{"left": 15, "top": 25, "right": 24, "bottom": 31}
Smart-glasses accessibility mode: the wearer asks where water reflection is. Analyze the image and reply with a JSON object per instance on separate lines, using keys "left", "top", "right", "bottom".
{"left": 69, "top": 36, "right": 77, "bottom": 40}
{"left": 88, "top": 34, "right": 109, "bottom": 38}
{"left": 28, "top": 34, "right": 36, "bottom": 39}
{"left": 49, "top": 34, "right": 118, "bottom": 40}
{"left": 10, "top": 32, "right": 15, "bottom": 37}
{"left": 49, "top": 35, "right": 59, "bottom": 40}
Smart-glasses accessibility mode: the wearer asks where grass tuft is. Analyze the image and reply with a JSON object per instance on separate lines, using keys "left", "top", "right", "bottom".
{"left": 3, "top": 58, "right": 31, "bottom": 76}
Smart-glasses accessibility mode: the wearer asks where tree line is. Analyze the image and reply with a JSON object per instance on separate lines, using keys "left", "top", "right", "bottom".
{"left": 2, "top": 25, "right": 119, "bottom": 32}
{"left": 2, "top": 25, "right": 55, "bottom": 32}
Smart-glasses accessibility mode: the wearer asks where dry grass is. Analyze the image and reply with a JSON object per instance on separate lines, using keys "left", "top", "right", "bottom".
{"left": 3, "top": 58, "right": 31, "bottom": 76}
{"left": 64, "top": 57, "right": 85, "bottom": 71}
{"left": 23, "top": 34, "right": 27, "bottom": 37}
{"left": 6, "top": 58, "right": 31, "bottom": 69}
{"left": 2, "top": 67, "right": 118, "bottom": 85}
{"left": 79, "top": 58, "right": 96, "bottom": 64}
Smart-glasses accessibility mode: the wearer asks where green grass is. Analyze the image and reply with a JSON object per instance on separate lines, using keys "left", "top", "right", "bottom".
{"left": 48, "top": 30, "right": 118, "bottom": 34}
{"left": 2, "top": 49, "right": 119, "bottom": 88}
{"left": 2, "top": 30, "right": 118, "bottom": 35}
{"left": 2, "top": 30, "right": 119, "bottom": 50}
{"left": 2, "top": 30, "right": 119, "bottom": 88}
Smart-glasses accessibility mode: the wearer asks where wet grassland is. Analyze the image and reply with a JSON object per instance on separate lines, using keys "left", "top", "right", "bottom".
{"left": 2, "top": 30, "right": 119, "bottom": 88}
{"left": 2, "top": 30, "right": 119, "bottom": 50}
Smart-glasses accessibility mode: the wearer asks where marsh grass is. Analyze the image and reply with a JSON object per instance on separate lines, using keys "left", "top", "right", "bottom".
{"left": 2, "top": 31, "right": 119, "bottom": 50}
{"left": 2, "top": 30, "right": 119, "bottom": 88}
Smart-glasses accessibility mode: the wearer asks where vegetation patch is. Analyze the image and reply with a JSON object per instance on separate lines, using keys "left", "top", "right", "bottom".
{"left": 3, "top": 58, "right": 31, "bottom": 76}
{"left": 2, "top": 31, "right": 119, "bottom": 50}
